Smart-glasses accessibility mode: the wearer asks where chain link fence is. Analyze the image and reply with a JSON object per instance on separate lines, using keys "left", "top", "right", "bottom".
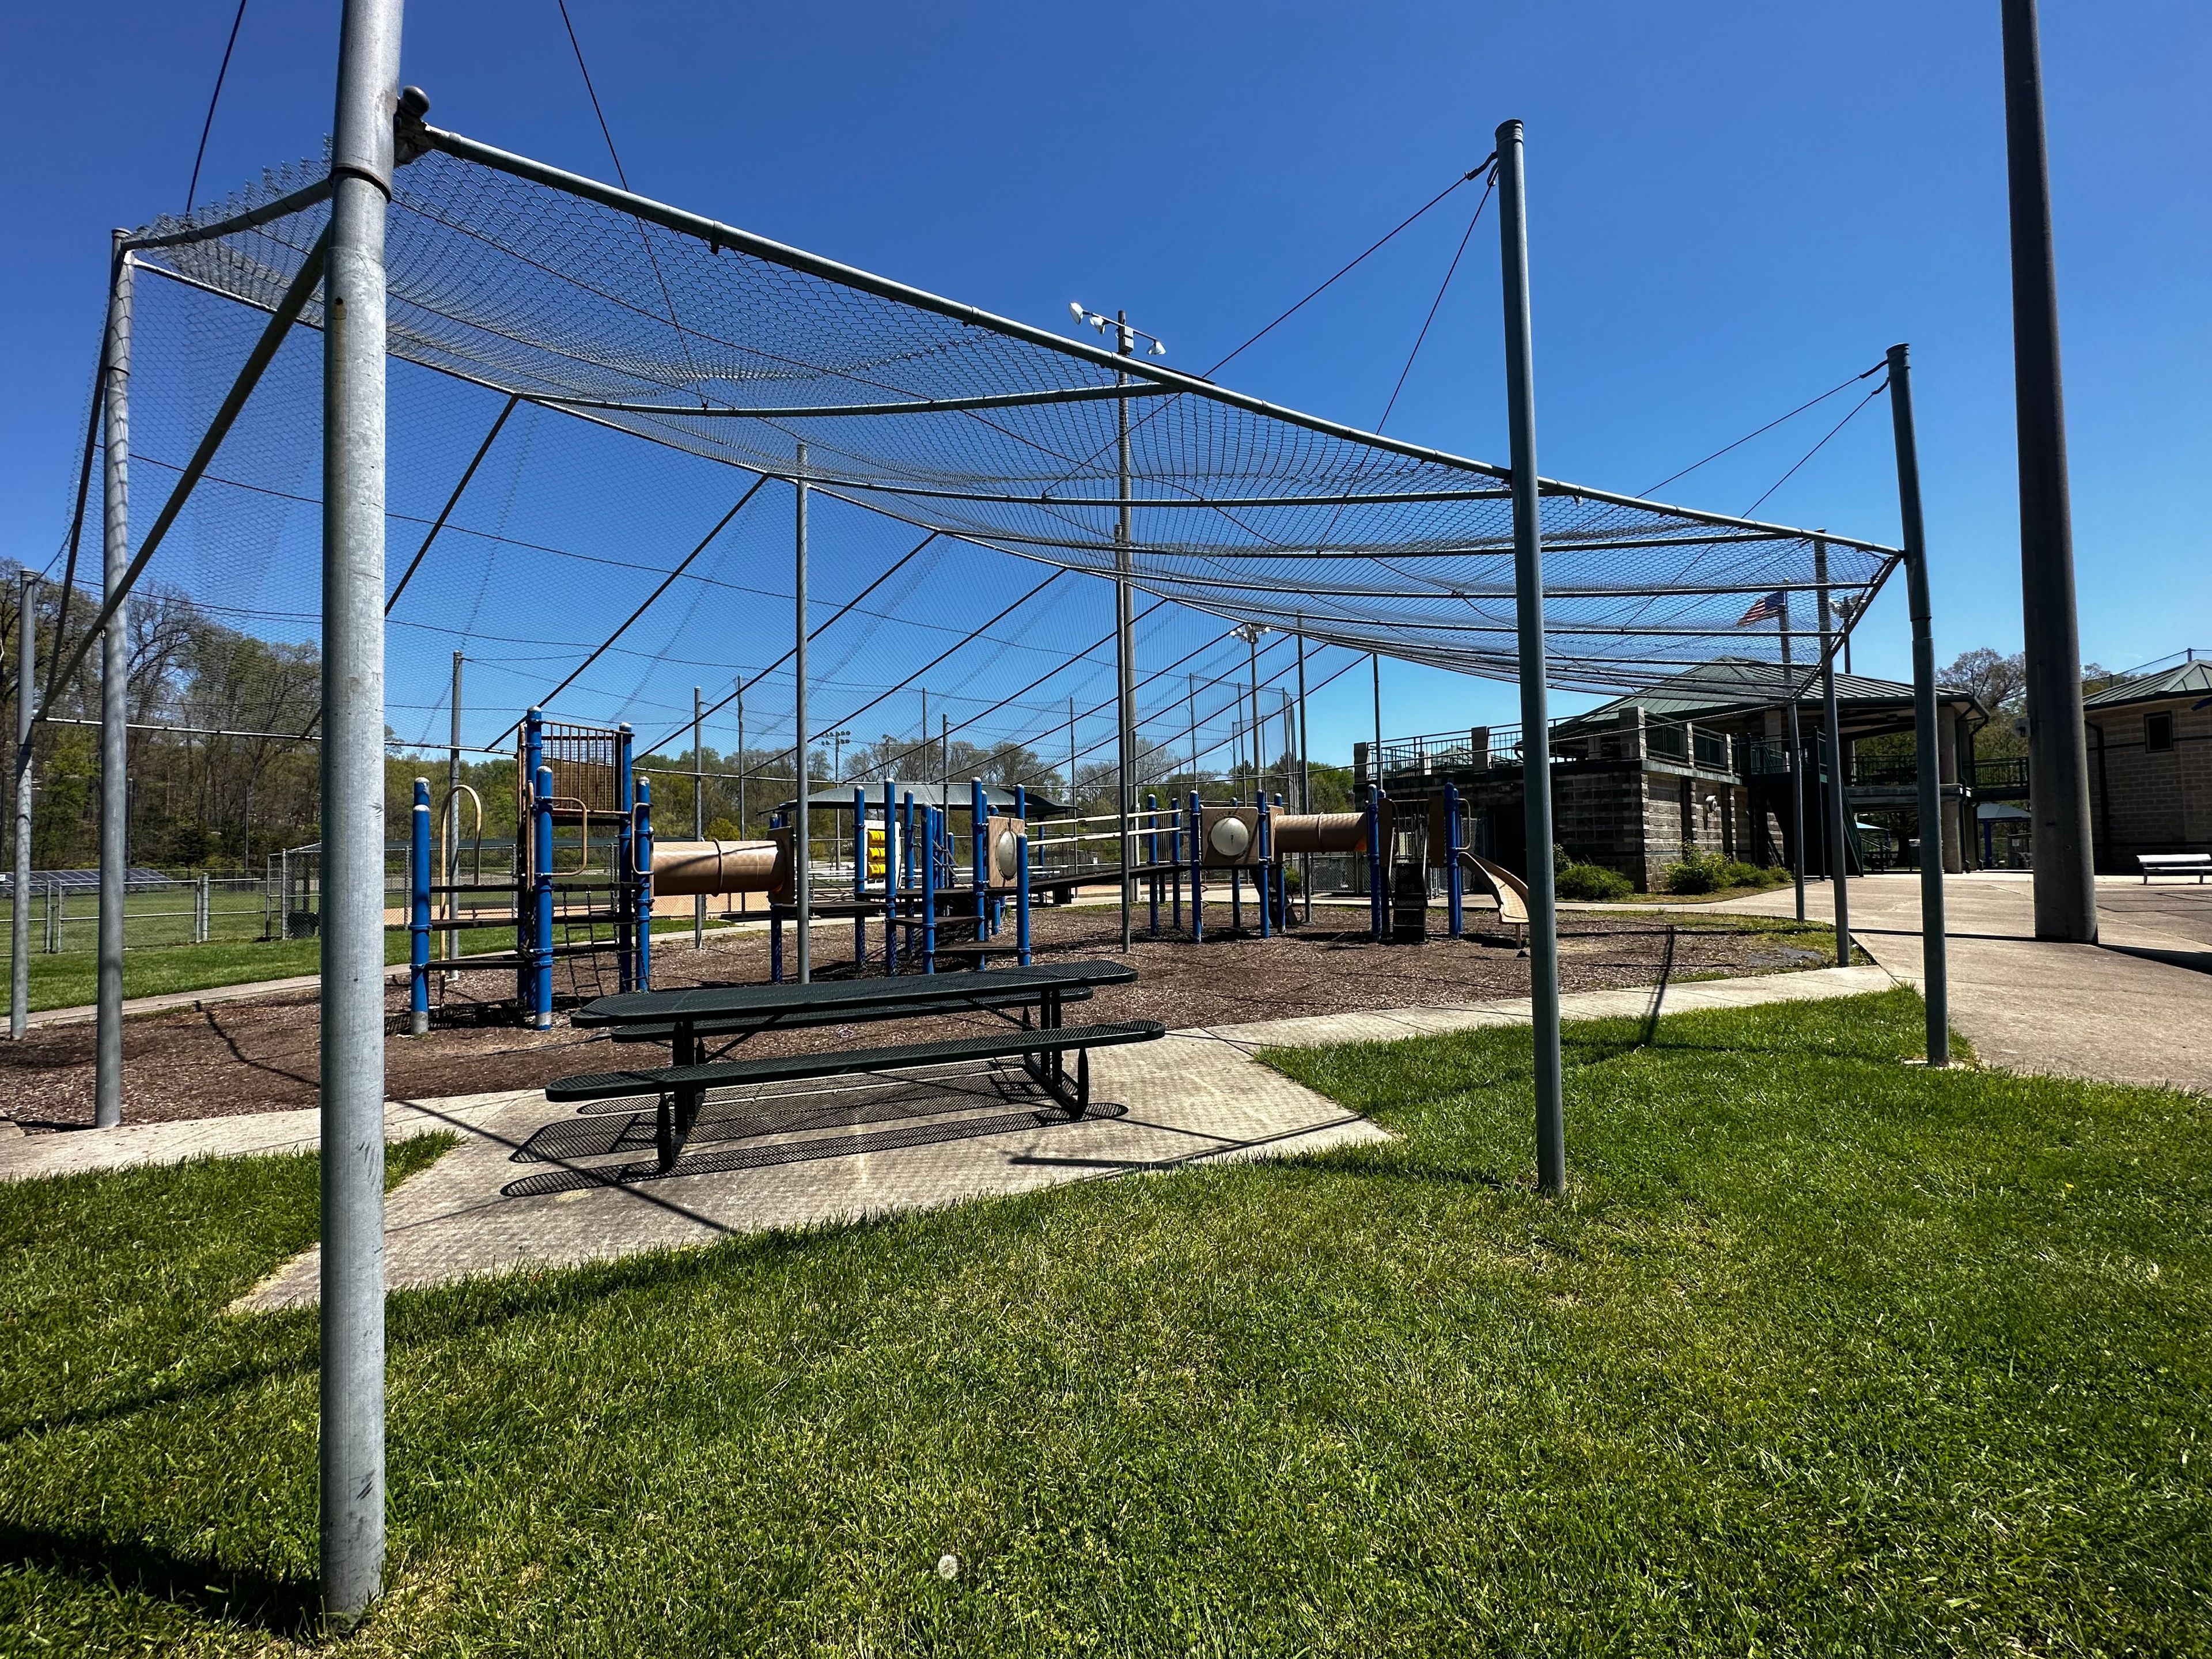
{"left": 2, "top": 871, "right": 268, "bottom": 955}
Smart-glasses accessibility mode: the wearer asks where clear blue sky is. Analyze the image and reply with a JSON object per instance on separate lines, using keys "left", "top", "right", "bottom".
{"left": 3, "top": 1, "right": 2206, "bottom": 762}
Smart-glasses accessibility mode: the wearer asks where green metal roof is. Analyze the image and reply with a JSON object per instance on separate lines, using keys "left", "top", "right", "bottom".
{"left": 2084, "top": 657, "right": 2212, "bottom": 710}
{"left": 1557, "top": 657, "right": 1978, "bottom": 733}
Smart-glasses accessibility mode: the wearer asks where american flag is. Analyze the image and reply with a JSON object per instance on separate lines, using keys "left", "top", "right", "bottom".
{"left": 1736, "top": 590, "right": 1786, "bottom": 627}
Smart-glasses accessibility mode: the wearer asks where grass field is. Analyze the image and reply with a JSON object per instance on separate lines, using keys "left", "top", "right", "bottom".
{"left": 1, "top": 914, "right": 733, "bottom": 1014}
{"left": 1, "top": 988, "right": 2204, "bottom": 1654}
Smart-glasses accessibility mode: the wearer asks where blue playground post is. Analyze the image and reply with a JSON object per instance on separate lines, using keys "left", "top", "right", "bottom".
{"left": 1445, "top": 782, "right": 1465, "bottom": 938}
{"left": 971, "top": 778, "right": 989, "bottom": 940}
{"left": 1272, "top": 793, "right": 1288, "bottom": 925}
{"left": 1188, "top": 790, "right": 1204, "bottom": 944}
{"left": 1169, "top": 798, "right": 1183, "bottom": 931}
{"left": 616, "top": 725, "right": 637, "bottom": 993}
{"left": 922, "top": 805, "right": 939, "bottom": 973}
{"left": 901, "top": 791, "right": 916, "bottom": 971}
{"left": 854, "top": 786, "right": 869, "bottom": 965}
{"left": 1146, "top": 793, "right": 1160, "bottom": 937}
{"left": 1366, "top": 792, "right": 1384, "bottom": 942}
{"left": 901, "top": 790, "right": 916, "bottom": 893}
{"left": 1014, "top": 784, "right": 1032, "bottom": 965}
{"left": 769, "top": 810, "right": 785, "bottom": 983}
{"left": 532, "top": 761, "right": 556, "bottom": 1029}
{"left": 634, "top": 775, "right": 653, "bottom": 989}
{"left": 408, "top": 778, "right": 431, "bottom": 1036}
{"left": 520, "top": 709, "right": 544, "bottom": 1013}
{"left": 881, "top": 780, "right": 897, "bottom": 971}
{"left": 1255, "top": 789, "right": 1271, "bottom": 938}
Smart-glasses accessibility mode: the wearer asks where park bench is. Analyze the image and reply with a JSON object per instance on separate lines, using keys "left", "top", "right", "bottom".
{"left": 559, "top": 961, "right": 1154, "bottom": 1169}
{"left": 2138, "top": 853, "right": 2211, "bottom": 884}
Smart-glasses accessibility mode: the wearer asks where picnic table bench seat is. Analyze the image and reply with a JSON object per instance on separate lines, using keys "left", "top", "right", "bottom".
{"left": 2138, "top": 853, "right": 2211, "bottom": 884}
{"left": 603, "top": 982, "right": 1090, "bottom": 1044}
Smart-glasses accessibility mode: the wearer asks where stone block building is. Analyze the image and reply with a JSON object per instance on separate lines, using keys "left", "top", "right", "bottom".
{"left": 2084, "top": 654, "right": 2212, "bottom": 870}
{"left": 1361, "top": 658, "right": 1985, "bottom": 891}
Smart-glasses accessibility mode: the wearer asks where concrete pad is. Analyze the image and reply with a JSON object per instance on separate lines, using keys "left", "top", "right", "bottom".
{"left": 233, "top": 1037, "right": 1389, "bottom": 1308}
{"left": 1661, "top": 873, "right": 2212, "bottom": 1092}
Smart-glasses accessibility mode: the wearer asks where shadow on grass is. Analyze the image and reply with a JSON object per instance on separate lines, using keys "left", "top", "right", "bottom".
{"left": 0, "top": 1522, "right": 317, "bottom": 1637}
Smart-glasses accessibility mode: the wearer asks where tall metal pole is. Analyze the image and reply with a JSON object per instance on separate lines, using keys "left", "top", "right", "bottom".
{"left": 1496, "top": 119, "right": 1566, "bottom": 1194}
{"left": 94, "top": 232, "right": 132, "bottom": 1130}
{"left": 320, "top": 0, "right": 402, "bottom": 1624}
{"left": 1115, "top": 312, "right": 1136, "bottom": 953}
{"left": 1370, "top": 654, "right": 1382, "bottom": 791}
{"left": 444, "top": 650, "right": 461, "bottom": 964}
{"left": 1815, "top": 538, "right": 1853, "bottom": 967}
{"left": 794, "top": 446, "right": 811, "bottom": 983}
{"left": 1247, "top": 628, "right": 1262, "bottom": 794}
{"left": 1296, "top": 627, "right": 1311, "bottom": 923}
{"left": 1186, "top": 675, "right": 1196, "bottom": 786}
{"left": 1780, "top": 603, "right": 1806, "bottom": 921}
{"left": 11, "top": 573, "right": 36, "bottom": 1040}
{"left": 692, "top": 684, "right": 704, "bottom": 949}
{"left": 2001, "top": 0, "right": 2097, "bottom": 942}
{"left": 1888, "top": 343, "right": 1950, "bottom": 1066}
{"left": 743, "top": 685, "right": 752, "bottom": 925}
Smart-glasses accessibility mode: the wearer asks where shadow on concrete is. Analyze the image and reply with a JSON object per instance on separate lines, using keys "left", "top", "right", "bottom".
{"left": 501, "top": 1100, "right": 1129, "bottom": 1199}
{"left": 2096, "top": 942, "right": 2212, "bottom": 979}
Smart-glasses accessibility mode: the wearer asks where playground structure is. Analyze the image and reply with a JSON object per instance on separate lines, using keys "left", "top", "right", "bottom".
{"left": 403, "top": 750, "right": 1534, "bottom": 1029}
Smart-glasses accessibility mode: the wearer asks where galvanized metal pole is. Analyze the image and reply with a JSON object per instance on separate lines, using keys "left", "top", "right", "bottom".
{"left": 319, "top": 0, "right": 402, "bottom": 1626}
{"left": 1815, "top": 537, "right": 1853, "bottom": 966}
{"left": 692, "top": 684, "right": 704, "bottom": 949}
{"left": 11, "top": 573, "right": 36, "bottom": 1040}
{"left": 1887, "top": 343, "right": 1950, "bottom": 1066}
{"left": 1780, "top": 604, "right": 1806, "bottom": 922}
{"left": 94, "top": 232, "right": 132, "bottom": 1128}
{"left": 1370, "top": 654, "right": 1382, "bottom": 791}
{"left": 794, "top": 447, "right": 811, "bottom": 983}
{"left": 1496, "top": 119, "right": 1566, "bottom": 1194}
{"left": 1115, "top": 312, "right": 1136, "bottom": 953}
{"left": 734, "top": 677, "right": 745, "bottom": 914}
{"left": 1296, "top": 628, "right": 1311, "bottom": 923}
{"left": 2001, "top": 0, "right": 2097, "bottom": 942}
{"left": 1185, "top": 676, "right": 1196, "bottom": 785}
{"left": 444, "top": 650, "right": 461, "bottom": 964}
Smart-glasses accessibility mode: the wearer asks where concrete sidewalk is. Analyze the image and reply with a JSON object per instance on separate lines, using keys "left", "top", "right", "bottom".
{"left": 1657, "top": 873, "right": 2211, "bottom": 1093}
{"left": 0, "top": 963, "right": 1891, "bottom": 1304}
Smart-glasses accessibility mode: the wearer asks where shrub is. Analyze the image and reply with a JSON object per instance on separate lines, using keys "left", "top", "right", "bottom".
{"left": 1555, "top": 862, "right": 1634, "bottom": 902}
{"left": 1662, "top": 847, "right": 1789, "bottom": 895}
{"left": 1660, "top": 847, "right": 1726, "bottom": 894}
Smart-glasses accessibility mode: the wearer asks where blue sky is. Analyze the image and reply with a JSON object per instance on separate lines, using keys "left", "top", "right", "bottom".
{"left": 3, "top": 1, "right": 2206, "bottom": 766}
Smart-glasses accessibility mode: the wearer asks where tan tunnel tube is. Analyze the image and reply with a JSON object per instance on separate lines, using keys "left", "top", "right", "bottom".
{"left": 1268, "top": 812, "right": 1369, "bottom": 855}
{"left": 650, "top": 838, "right": 785, "bottom": 897}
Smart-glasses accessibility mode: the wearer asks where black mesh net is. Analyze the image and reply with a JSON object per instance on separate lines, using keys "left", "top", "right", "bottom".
{"left": 96, "top": 132, "right": 1896, "bottom": 783}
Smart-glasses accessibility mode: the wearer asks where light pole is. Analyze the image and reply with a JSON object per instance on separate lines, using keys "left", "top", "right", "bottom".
{"left": 2001, "top": 0, "right": 2097, "bottom": 941}
{"left": 827, "top": 728, "right": 851, "bottom": 785}
{"left": 1235, "top": 622, "right": 1268, "bottom": 796}
{"left": 1071, "top": 302, "right": 1164, "bottom": 952}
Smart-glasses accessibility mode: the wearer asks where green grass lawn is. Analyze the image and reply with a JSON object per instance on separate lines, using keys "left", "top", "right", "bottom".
{"left": 1, "top": 988, "right": 2205, "bottom": 1654}
{"left": 3, "top": 915, "right": 732, "bottom": 1014}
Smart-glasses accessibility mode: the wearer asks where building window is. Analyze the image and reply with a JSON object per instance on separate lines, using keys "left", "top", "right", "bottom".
{"left": 2147, "top": 711, "right": 2175, "bottom": 752}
